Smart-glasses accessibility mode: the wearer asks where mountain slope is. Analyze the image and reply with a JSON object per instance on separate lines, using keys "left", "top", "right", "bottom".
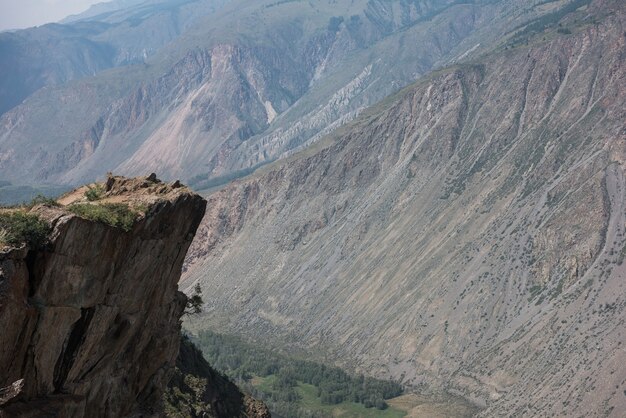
{"left": 0, "top": 0, "right": 228, "bottom": 117}
{"left": 0, "top": 0, "right": 587, "bottom": 188}
{"left": 182, "top": 2, "right": 626, "bottom": 416}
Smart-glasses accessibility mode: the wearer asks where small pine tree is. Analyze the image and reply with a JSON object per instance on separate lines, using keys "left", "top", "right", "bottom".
{"left": 185, "top": 283, "right": 203, "bottom": 315}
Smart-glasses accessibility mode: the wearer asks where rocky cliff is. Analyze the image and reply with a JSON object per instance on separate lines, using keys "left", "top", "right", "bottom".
{"left": 0, "top": 175, "right": 266, "bottom": 417}
{"left": 183, "top": 1, "right": 626, "bottom": 416}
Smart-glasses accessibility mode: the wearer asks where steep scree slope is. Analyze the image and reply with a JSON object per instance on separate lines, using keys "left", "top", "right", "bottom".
{"left": 183, "top": 3, "right": 626, "bottom": 416}
{"left": 0, "top": 176, "right": 223, "bottom": 417}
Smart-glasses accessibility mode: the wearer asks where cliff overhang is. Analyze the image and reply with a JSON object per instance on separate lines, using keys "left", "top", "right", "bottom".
{"left": 0, "top": 174, "right": 207, "bottom": 417}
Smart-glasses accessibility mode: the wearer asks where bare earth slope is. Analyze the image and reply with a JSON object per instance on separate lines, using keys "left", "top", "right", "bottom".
{"left": 182, "top": 2, "right": 626, "bottom": 416}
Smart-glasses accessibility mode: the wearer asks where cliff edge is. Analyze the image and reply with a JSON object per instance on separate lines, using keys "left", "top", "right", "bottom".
{"left": 0, "top": 175, "right": 261, "bottom": 417}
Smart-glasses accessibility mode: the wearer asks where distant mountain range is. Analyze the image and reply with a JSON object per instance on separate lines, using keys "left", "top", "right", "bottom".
{"left": 0, "top": 0, "right": 584, "bottom": 189}
{"left": 61, "top": 0, "right": 154, "bottom": 23}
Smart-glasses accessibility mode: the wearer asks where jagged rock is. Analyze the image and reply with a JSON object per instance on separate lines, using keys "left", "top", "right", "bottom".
{"left": 0, "top": 380, "right": 24, "bottom": 406}
{"left": 0, "top": 177, "right": 208, "bottom": 417}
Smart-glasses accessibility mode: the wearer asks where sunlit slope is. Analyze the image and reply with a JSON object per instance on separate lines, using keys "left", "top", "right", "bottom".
{"left": 183, "top": 2, "right": 626, "bottom": 415}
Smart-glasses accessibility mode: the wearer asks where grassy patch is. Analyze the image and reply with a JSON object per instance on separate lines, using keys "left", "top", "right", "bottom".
{"left": 28, "top": 194, "right": 60, "bottom": 208}
{"left": 67, "top": 203, "right": 139, "bottom": 232}
{"left": 0, "top": 212, "right": 51, "bottom": 248}
{"left": 250, "top": 376, "right": 406, "bottom": 418}
{"left": 254, "top": 374, "right": 277, "bottom": 393}
{"left": 194, "top": 330, "right": 403, "bottom": 418}
{"left": 296, "top": 382, "right": 405, "bottom": 418}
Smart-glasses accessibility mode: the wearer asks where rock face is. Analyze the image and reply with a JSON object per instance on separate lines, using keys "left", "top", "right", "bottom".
{"left": 0, "top": 176, "right": 207, "bottom": 417}
{"left": 183, "top": 2, "right": 626, "bottom": 416}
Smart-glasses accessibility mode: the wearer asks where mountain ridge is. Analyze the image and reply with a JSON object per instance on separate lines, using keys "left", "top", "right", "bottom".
{"left": 0, "top": 0, "right": 591, "bottom": 190}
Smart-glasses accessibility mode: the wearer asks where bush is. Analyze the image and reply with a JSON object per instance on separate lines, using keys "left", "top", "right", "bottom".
{"left": 0, "top": 212, "right": 51, "bottom": 248}
{"left": 29, "top": 194, "right": 60, "bottom": 207}
{"left": 84, "top": 184, "right": 104, "bottom": 201}
{"left": 68, "top": 203, "right": 138, "bottom": 231}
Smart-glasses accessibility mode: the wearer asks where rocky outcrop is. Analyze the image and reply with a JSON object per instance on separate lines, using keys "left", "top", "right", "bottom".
{"left": 183, "top": 2, "right": 626, "bottom": 416}
{"left": 0, "top": 176, "right": 209, "bottom": 417}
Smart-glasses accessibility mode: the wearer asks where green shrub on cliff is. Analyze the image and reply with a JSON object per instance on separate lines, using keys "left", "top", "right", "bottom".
{"left": 84, "top": 184, "right": 104, "bottom": 201}
{"left": 68, "top": 203, "right": 139, "bottom": 232}
{"left": 0, "top": 212, "right": 51, "bottom": 248}
{"left": 28, "top": 194, "right": 60, "bottom": 207}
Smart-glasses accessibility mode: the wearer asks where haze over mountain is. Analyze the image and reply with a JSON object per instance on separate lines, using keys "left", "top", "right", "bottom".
{"left": 0, "top": 0, "right": 101, "bottom": 31}
{"left": 181, "top": 0, "right": 626, "bottom": 415}
{"left": 0, "top": 0, "right": 228, "bottom": 117}
{"left": 0, "top": 0, "right": 590, "bottom": 189}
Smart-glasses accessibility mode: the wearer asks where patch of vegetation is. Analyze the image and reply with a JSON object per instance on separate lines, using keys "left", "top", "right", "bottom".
{"left": 184, "top": 284, "right": 204, "bottom": 316}
{"left": 188, "top": 161, "right": 271, "bottom": 192}
{"left": 84, "top": 184, "right": 104, "bottom": 201}
{"left": 328, "top": 16, "right": 344, "bottom": 32}
{"left": 67, "top": 203, "right": 139, "bottom": 232}
{"left": 264, "top": 0, "right": 301, "bottom": 9}
{"left": 618, "top": 242, "right": 626, "bottom": 265}
{"left": 165, "top": 336, "right": 250, "bottom": 418}
{"left": 164, "top": 372, "right": 209, "bottom": 418}
{"left": 193, "top": 330, "right": 403, "bottom": 418}
{"left": 28, "top": 194, "right": 60, "bottom": 207}
{"left": 252, "top": 376, "right": 405, "bottom": 418}
{"left": 528, "top": 284, "right": 543, "bottom": 302}
{"left": 550, "top": 277, "right": 566, "bottom": 300}
{"left": 298, "top": 382, "right": 403, "bottom": 417}
{"left": 0, "top": 212, "right": 51, "bottom": 248}
{"left": 507, "top": 0, "right": 592, "bottom": 48}
{"left": 188, "top": 168, "right": 255, "bottom": 191}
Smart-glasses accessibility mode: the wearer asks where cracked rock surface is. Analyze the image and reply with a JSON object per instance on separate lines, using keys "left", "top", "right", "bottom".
{"left": 0, "top": 175, "right": 206, "bottom": 417}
